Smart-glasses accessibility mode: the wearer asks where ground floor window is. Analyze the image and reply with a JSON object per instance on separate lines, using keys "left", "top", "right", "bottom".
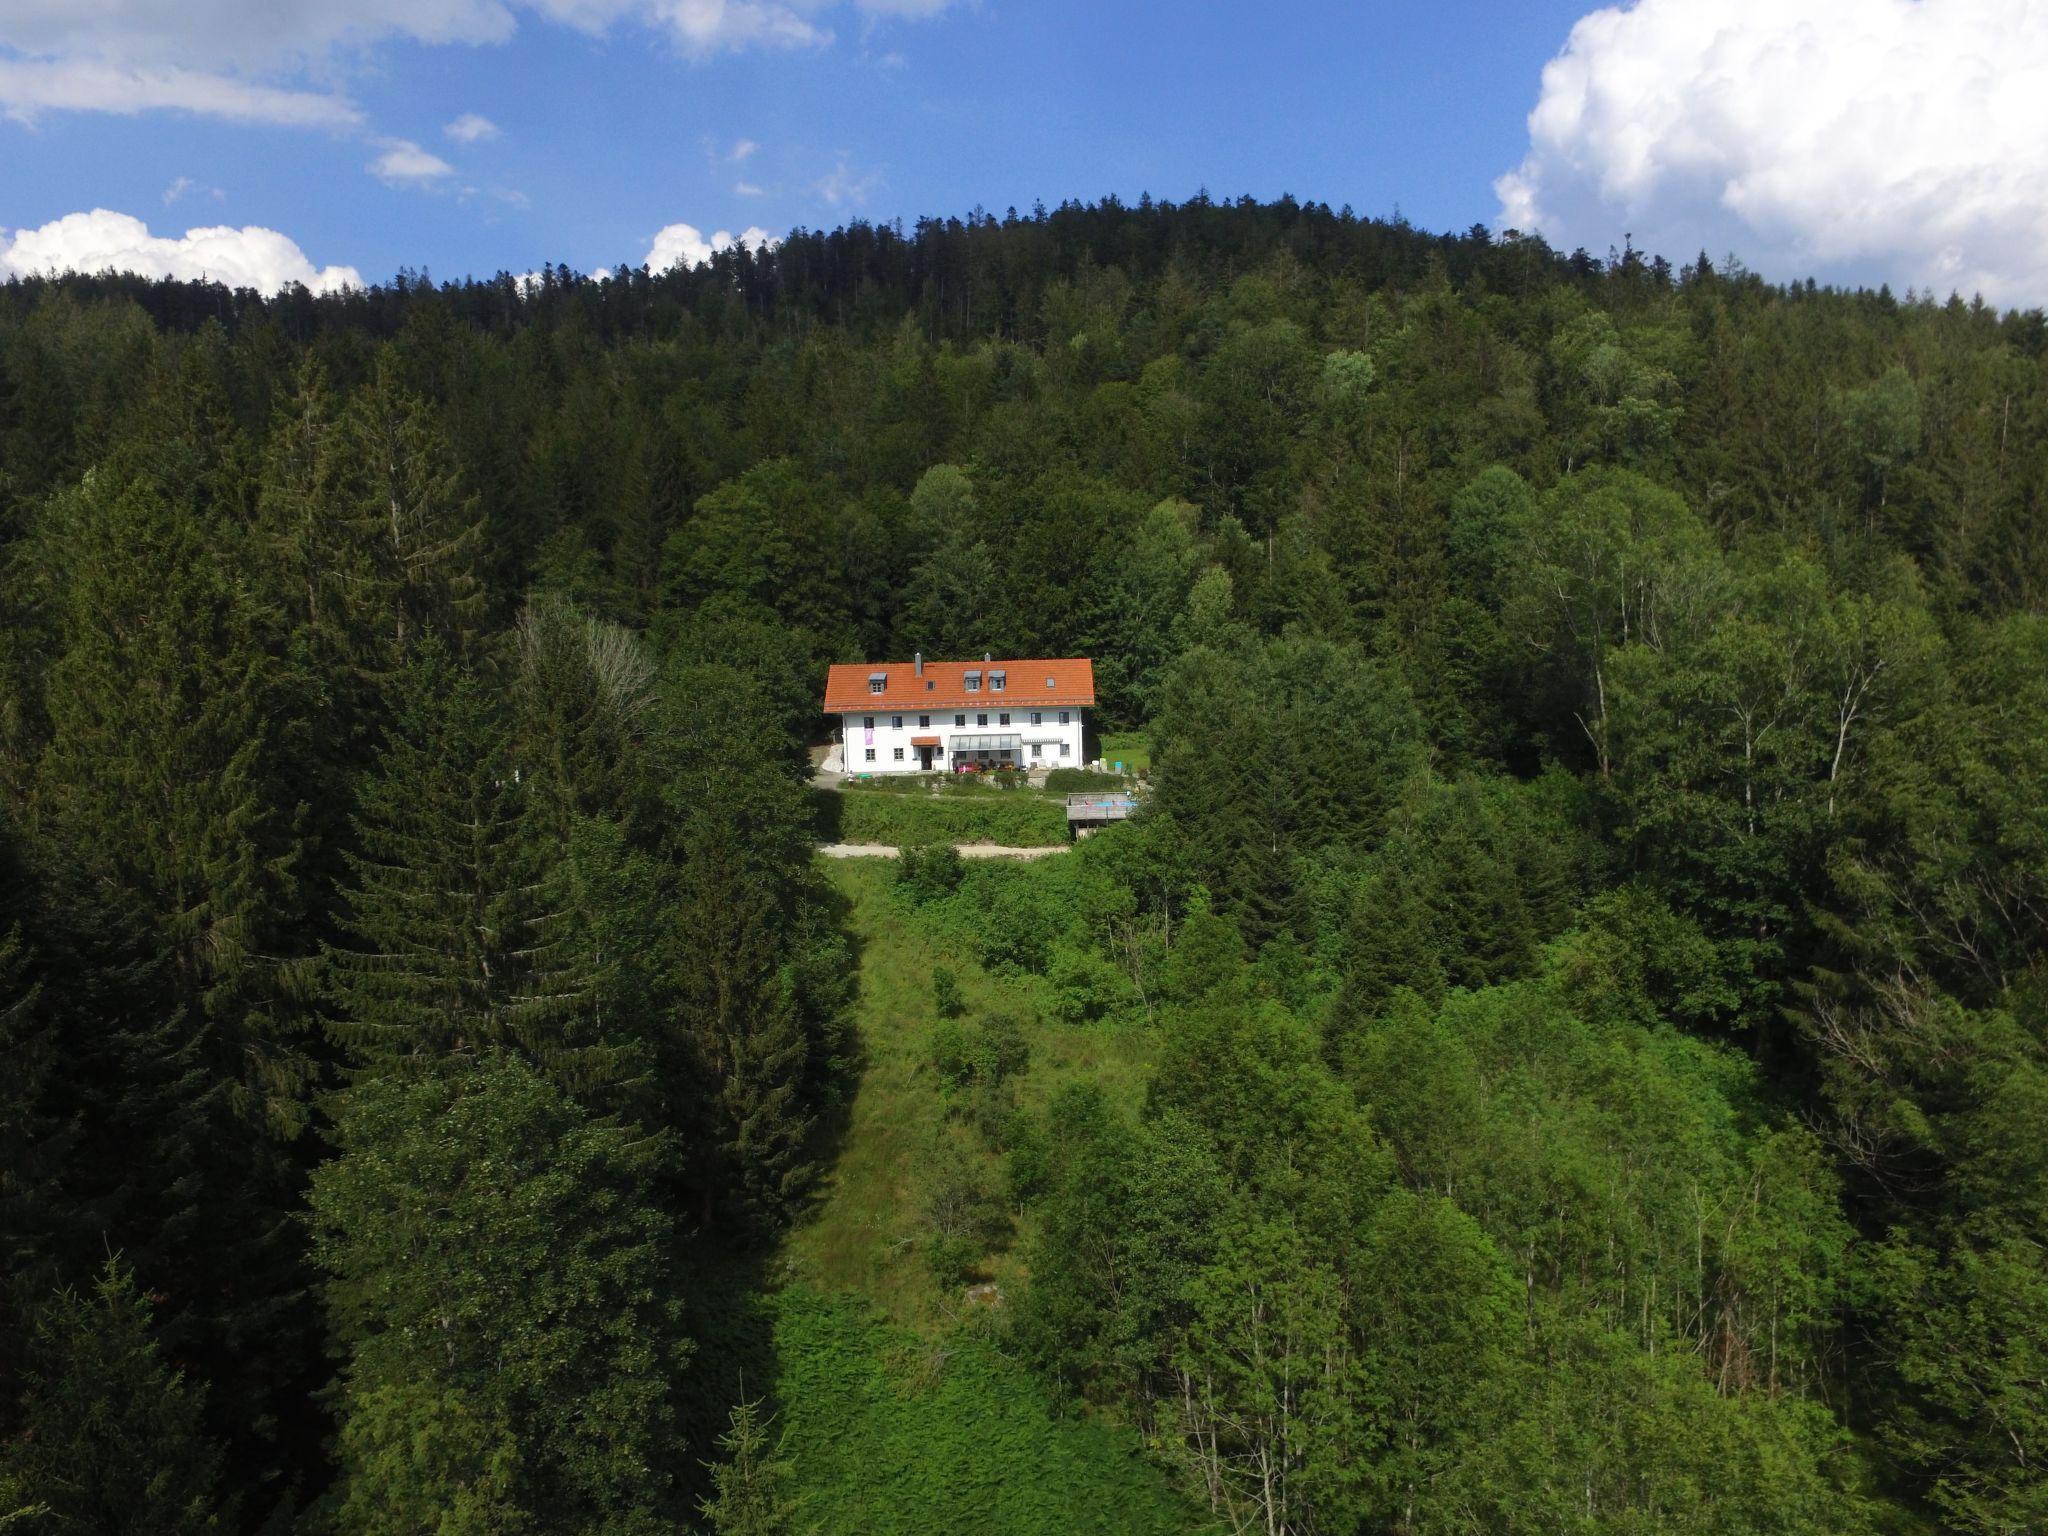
{"left": 1058, "top": 742, "right": 1070, "bottom": 757}
{"left": 893, "top": 747, "right": 905, "bottom": 761}
{"left": 1030, "top": 743, "right": 1042, "bottom": 759}
{"left": 864, "top": 748, "right": 876, "bottom": 762}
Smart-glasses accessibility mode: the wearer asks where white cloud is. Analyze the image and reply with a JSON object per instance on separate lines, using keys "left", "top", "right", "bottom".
{"left": 0, "top": 0, "right": 963, "bottom": 124}
{"left": 734, "top": 179, "right": 764, "bottom": 197}
{"left": 1498, "top": 0, "right": 2048, "bottom": 305}
{"left": 0, "top": 56, "right": 361, "bottom": 126}
{"left": 444, "top": 111, "right": 500, "bottom": 142}
{"left": 644, "top": 220, "right": 777, "bottom": 270}
{"left": 368, "top": 138, "right": 456, "bottom": 185}
{"left": 162, "top": 175, "right": 226, "bottom": 205}
{"left": 730, "top": 136, "right": 758, "bottom": 161}
{"left": 0, "top": 208, "right": 360, "bottom": 294}
{"left": 814, "top": 154, "right": 879, "bottom": 207}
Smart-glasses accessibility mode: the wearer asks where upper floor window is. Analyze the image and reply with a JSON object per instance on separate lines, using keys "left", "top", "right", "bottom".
{"left": 1030, "top": 711, "right": 1042, "bottom": 726}
{"left": 977, "top": 713, "right": 989, "bottom": 727}
{"left": 1059, "top": 711, "right": 1070, "bottom": 725}
{"left": 918, "top": 715, "right": 931, "bottom": 728}
{"left": 990, "top": 670, "right": 1006, "bottom": 692}
{"left": 954, "top": 713, "right": 966, "bottom": 727}
{"left": 964, "top": 670, "right": 982, "bottom": 692}
{"left": 892, "top": 715, "right": 903, "bottom": 729}
{"left": 998, "top": 712, "right": 1010, "bottom": 727}
{"left": 862, "top": 716, "right": 875, "bottom": 729}
{"left": 868, "top": 672, "right": 887, "bottom": 694}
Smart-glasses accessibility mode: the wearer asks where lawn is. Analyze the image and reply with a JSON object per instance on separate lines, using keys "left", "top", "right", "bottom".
{"left": 819, "top": 788, "right": 1069, "bottom": 847}
{"left": 1098, "top": 729, "right": 1151, "bottom": 774}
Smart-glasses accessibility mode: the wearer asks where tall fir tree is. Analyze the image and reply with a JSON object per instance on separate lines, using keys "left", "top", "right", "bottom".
{"left": 1, "top": 1260, "right": 228, "bottom": 1535}
{"left": 308, "top": 1057, "right": 686, "bottom": 1536}
{"left": 326, "top": 640, "right": 617, "bottom": 1095}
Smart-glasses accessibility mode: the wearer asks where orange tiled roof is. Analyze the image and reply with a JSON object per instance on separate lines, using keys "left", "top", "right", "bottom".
{"left": 825, "top": 657, "right": 1095, "bottom": 713}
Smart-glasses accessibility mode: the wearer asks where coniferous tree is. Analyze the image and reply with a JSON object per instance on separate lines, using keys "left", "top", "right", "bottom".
{"left": 308, "top": 1057, "right": 686, "bottom": 1536}
{"left": 671, "top": 823, "right": 816, "bottom": 1225}
{"left": 327, "top": 640, "right": 615, "bottom": 1093}
{"left": 1, "top": 1260, "right": 228, "bottom": 1535}
{"left": 699, "top": 1398, "right": 796, "bottom": 1536}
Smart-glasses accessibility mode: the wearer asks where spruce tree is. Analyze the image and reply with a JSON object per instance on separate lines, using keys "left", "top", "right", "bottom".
{"left": 33, "top": 470, "right": 315, "bottom": 1132}
{"left": 327, "top": 640, "right": 617, "bottom": 1093}
{"left": 1, "top": 1260, "right": 228, "bottom": 1534}
{"left": 671, "top": 823, "right": 815, "bottom": 1225}
{"left": 308, "top": 1057, "right": 685, "bottom": 1535}
{"left": 699, "top": 1398, "right": 795, "bottom": 1536}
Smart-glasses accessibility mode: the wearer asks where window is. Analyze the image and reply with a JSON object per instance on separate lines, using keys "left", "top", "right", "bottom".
{"left": 1030, "top": 711, "right": 1042, "bottom": 726}
{"left": 918, "top": 715, "right": 930, "bottom": 728}
{"left": 998, "top": 712, "right": 1010, "bottom": 726}
{"left": 893, "top": 747, "right": 904, "bottom": 761}
{"left": 991, "top": 670, "right": 1006, "bottom": 692}
{"left": 868, "top": 672, "right": 886, "bottom": 694}
{"left": 1030, "top": 743, "right": 1043, "bottom": 760}
{"left": 862, "top": 716, "right": 875, "bottom": 729}
{"left": 864, "top": 749, "right": 876, "bottom": 762}
{"left": 964, "top": 670, "right": 982, "bottom": 692}
{"left": 1059, "top": 711, "right": 1070, "bottom": 725}
{"left": 977, "top": 713, "right": 988, "bottom": 727}
{"left": 1058, "top": 742, "right": 1070, "bottom": 758}
{"left": 954, "top": 713, "right": 965, "bottom": 727}
{"left": 892, "top": 715, "right": 903, "bottom": 729}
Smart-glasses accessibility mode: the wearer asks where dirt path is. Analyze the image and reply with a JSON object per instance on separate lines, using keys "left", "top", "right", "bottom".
{"left": 816, "top": 841, "right": 1068, "bottom": 861}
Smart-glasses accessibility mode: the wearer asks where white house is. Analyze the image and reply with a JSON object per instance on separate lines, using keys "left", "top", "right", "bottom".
{"left": 824, "top": 654, "right": 1094, "bottom": 773}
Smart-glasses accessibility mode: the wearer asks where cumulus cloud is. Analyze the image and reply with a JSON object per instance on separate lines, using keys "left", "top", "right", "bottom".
{"left": 368, "top": 138, "right": 456, "bottom": 185}
{"left": 644, "top": 221, "right": 776, "bottom": 270}
{"left": 1497, "top": 0, "right": 2048, "bottom": 305}
{"left": 444, "top": 111, "right": 501, "bottom": 142}
{"left": 0, "top": 209, "right": 360, "bottom": 294}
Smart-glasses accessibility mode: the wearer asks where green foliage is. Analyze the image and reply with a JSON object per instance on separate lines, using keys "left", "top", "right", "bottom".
{"left": 1, "top": 1260, "right": 227, "bottom": 1534}
{"left": 308, "top": 1056, "right": 687, "bottom": 1535}
{"left": 699, "top": 1398, "right": 797, "bottom": 1536}
{"left": 772, "top": 1290, "right": 1204, "bottom": 1535}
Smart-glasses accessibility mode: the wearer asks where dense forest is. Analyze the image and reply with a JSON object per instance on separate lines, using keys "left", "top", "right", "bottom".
{"left": 1, "top": 194, "right": 2044, "bottom": 1535}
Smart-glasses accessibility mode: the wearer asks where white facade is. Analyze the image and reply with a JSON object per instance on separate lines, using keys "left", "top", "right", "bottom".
{"left": 839, "top": 702, "right": 1085, "bottom": 774}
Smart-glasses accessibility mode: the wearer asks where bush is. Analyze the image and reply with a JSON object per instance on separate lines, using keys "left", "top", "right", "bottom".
{"left": 932, "top": 965, "right": 963, "bottom": 1018}
{"left": 897, "top": 842, "right": 966, "bottom": 902}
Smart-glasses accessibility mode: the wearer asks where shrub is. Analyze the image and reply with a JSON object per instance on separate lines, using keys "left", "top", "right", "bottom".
{"left": 932, "top": 965, "right": 963, "bottom": 1018}
{"left": 896, "top": 841, "right": 966, "bottom": 902}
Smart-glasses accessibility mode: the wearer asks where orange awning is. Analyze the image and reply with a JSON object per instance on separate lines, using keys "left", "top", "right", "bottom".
{"left": 910, "top": 736, "right": 941, "bottom": 747}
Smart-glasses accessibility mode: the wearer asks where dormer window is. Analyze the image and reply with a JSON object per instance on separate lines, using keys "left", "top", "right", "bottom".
{"left": 990, "top": 670, "right": 1006, "bottom": 692}
{"left": 868, "top": 672, "right": 887, "bottom": 694}
{"left": 964, "top": 670, "right": 982, "bottom": 692}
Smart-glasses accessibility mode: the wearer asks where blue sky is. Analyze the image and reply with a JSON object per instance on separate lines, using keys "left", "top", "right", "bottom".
{"left": 5, "top": 1, "right": 2047, "bottom": 304}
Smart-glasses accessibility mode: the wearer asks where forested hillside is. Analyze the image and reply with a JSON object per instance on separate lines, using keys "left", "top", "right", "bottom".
{"left": 1, "top": 196, "right": 2044, "bottom": 1535}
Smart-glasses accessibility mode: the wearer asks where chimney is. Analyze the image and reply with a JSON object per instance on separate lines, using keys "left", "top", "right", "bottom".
{"left": 914, "top": 650, "right": 923, "bottom": 677}
{"left": 983, "top": 651, "right": 992, "bottom": 664}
